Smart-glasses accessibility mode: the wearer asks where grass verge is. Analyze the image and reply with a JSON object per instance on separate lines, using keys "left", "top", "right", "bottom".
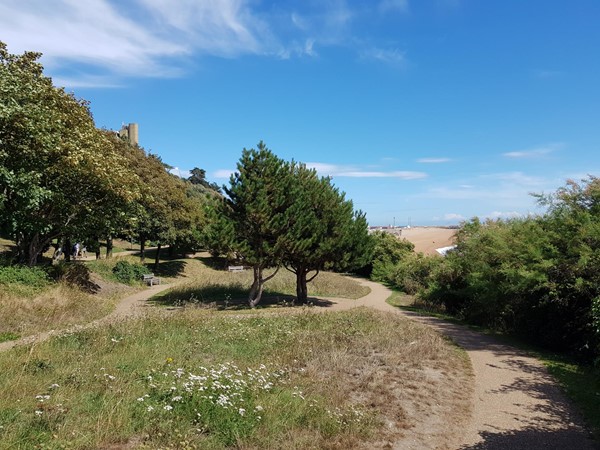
{"left": 0, "top": 308, "right": 471, "bottom": 449}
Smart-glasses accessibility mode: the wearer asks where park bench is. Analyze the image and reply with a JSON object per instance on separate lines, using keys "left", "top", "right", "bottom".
{"left": 228, "top": 265, "right": 244, "bottom": 272}
{"left": 142, "top": 273, "right": 161, "bottom": 286}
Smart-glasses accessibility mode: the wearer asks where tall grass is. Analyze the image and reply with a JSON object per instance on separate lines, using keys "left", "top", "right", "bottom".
{"left": 0, "top": 283, "right": 117, "bottom": 339}
{"left": 0, "top": 308, "right": 470, "bottom": 449}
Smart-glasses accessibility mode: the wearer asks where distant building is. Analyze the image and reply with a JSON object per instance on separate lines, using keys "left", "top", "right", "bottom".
{"left": 117, "top": 123, "right": 139, "bottom": 146}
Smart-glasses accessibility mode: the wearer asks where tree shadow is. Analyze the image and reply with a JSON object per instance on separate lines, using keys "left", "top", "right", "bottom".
{"left": 193, "top": 254, "right": 230, "bottom": 271}
{"left": 151, "top": 285, "right": 335, "bottom": 310}
{"left": 460, "top": 426, "right": 596, "bottom": 449}
{"left": 151, "top": 260, "right": 187, "bottom": 278}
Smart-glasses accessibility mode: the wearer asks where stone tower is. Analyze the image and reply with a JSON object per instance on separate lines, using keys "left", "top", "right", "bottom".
{"left": 118, "top": 123, "right": 139, "bottom": 146}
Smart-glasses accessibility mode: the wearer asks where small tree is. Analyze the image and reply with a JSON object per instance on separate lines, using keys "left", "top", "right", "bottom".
{"left": 224, "top": 142, "right": 290, "bottom": 307}
{"left": 280, "top": 163, "right": 371, "bottom": 303}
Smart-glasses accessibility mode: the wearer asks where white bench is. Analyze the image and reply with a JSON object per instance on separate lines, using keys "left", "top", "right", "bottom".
{"left": 142, "top": 273, "right": 161, "bottom": 286}
{"left": 227, "top": 265, "right": 244, "bottom": 272}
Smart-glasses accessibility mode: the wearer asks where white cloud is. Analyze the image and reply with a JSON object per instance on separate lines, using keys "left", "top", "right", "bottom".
{"left": 503, "top": 143, "right": 564, "bottom": 159}
{"left": 443, "top": 213, "right": 465, "bottom": 221}
{"left": 0, "top": 0, "right": 271, "bottom": 86}
{"left": 308, "top": 162, "right": 426, "bottom": 179}
{"left": 417, "top": 157, "right": 451, "bottom": 163}
{"left": 214, "top": 169, "right": 235, "bottom": 179}
{"left": 485, "top": 211, "right": 523, "bottom": 220}
{"left": 168, "top": 167, "right": 191, "bottom": 179}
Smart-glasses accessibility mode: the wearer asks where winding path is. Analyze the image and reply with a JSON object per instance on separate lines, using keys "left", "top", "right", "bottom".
{"left": 323, "top": 278, "right": 597, "bottom": 449}
{"left": 1, "top": 276, "right": 596, "bottom": 449}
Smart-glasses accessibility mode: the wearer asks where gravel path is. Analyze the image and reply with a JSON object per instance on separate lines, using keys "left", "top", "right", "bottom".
{"left": 1, "top": 276, "right": 596, "bottom": 449}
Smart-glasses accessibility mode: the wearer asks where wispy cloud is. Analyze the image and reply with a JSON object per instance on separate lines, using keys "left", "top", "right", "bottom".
{"left": 360, "top": 47, "right": 407, "bottom": 67}
{"left": 443, "top": 213, "right": 465, "bottom": 221}
{"left": 485, "top": 211, "right": 523, "bottom": 220}
{"left": 0, "top": 0, "right": 271, "bottom": 86}
{"left": 2, "top": 0, "right": 414, "bottom": 86}
{"left": 417, "top": 157, "right": 451, "bottom": 163}
{"left": 503, "top": 143, "right": 564, "bottom": 159}
{"left": 379, "top": 0, "right": 409, "bottom": 14}
{"left": 308, "top": 162, "right": 426, "bottom": 179}
{"left": 483, "top": 171, "right": 547, "bottom": 187}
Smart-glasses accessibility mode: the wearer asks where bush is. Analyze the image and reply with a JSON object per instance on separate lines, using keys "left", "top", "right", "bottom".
{"left": 390, "top": 253, "right": 442, "bottom": 295}
{"left": 0, "top": 265, "right": 49, "bottom": 288}
{"left": 112, "top": 260, "right": 147, "bottom": 284}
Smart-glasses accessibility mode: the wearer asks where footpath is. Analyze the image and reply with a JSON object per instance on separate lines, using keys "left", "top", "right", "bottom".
{"left": 1, "top": 276, "right": 596, "bottom": 449}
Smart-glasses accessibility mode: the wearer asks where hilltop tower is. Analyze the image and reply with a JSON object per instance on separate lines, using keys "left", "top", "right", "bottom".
{"left": 118, "top": 123, "right": 139, "bottom": 146}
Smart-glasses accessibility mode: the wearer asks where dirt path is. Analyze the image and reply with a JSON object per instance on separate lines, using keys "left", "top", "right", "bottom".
{"left": 322, "top": 278, "right": 596, "bottom": 449}
{"left": 1, "top": 276, "right": 596, "bottom": 449}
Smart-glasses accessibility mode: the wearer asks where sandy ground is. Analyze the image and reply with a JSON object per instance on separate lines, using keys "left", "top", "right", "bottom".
{"left": 399, "top": 227, "right": 457, "bottom": 255}
{"left": 1, "top": 276, "right": 596, "bottom": 449}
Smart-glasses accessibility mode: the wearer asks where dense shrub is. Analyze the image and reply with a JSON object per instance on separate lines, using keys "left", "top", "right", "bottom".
{"left": 390, "top": 253, "right": 442, "bottom": 295}
{"left": 369, "top": 177, "right": 600, "bottom": 361}
{"left": 367, "top": 231, "right": 414, "bottom": 280}
{"left": 112, "top": 260, "right": 147, "bottom": 284}
{"left": 418, "top": 177, "right": 600, "bottom": 361}
{"left": 0, "top": 264, "right": 49, "bottom": 288}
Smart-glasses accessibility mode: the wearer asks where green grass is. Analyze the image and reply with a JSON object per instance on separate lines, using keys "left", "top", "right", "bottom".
{"left": 0, "top": 307, "right": 467, "bottom": 449}
{"left": 0, "top": 332, "right": 20, "bottom": 343}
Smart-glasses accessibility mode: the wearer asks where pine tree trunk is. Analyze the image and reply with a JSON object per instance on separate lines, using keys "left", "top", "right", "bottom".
{"left": 248, "top": 265, "right": 264, "bottom": 307}
{"left": 296, "top": 270, "right": 309, "bottom": 304}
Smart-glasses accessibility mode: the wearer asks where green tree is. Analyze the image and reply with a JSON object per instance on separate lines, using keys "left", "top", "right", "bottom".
{"left": 224, "top": 142, "right": 290, "bottom": 307}
{"left": 0, "top": 43, "right": 136, "bottom": 265}
{"left": 279, "top": 162, "right": 371, "bottom": 303}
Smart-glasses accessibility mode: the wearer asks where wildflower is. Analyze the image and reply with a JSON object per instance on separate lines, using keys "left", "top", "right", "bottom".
{"left": 146, "top": 406, "right": 154, "bottom": 412}
{"left": 255, "top": 405, "right": 263, "bottom": 412}
{"left": 166, "top": 357, "right": 173, "bottom": 364}
{"left": 137, "top": 397, "right": 145, "bottom": 402}
{"left": 238, "top": 408, "right": 246, "bottom": 416}
{"left": 35, "top": 410, "right": 43, "bottom": 416}
{"left": 172, "top": 396, "right": 182, "bottom": 402}
{"left": 163, "top": 405, "right": 173, "bottom": 411}
{"left": 49, "top": 383, "right": 60, "bottom": 390}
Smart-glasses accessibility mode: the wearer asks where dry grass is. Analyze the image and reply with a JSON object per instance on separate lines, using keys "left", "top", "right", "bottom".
{"left": 0, "top": 307, "right": 472, "bottom": 449}
{"left": 282, "top": 308, "right": 473, "bottom": 449}
{"left": 0, "top": 280, "right": 128, "bottom": 338}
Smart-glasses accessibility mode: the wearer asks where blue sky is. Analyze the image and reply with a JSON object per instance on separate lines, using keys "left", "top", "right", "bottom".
{"left": 2, "top": 0, "right": 599, "bottom": 226}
